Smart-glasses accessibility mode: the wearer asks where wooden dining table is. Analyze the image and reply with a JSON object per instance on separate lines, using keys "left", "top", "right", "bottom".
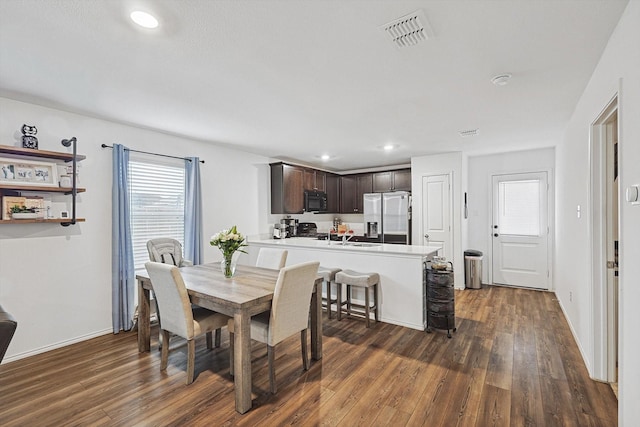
{"left": 136, "top": 262, "right": 323, "bottom": 414}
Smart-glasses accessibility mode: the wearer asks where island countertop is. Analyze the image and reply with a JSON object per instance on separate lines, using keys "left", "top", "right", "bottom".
{"left": 248, "top": 237, "right": 442, "bottom": 258}
{"left": 246, "top": 237, "right": 444, "bottom": 331}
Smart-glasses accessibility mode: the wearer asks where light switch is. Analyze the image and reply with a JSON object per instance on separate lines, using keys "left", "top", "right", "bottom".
{"left": 626, "top": 185, "right": 640, "bottom": 205}
{"left": 577, "top": 204, "right": 581, "bottom": 218}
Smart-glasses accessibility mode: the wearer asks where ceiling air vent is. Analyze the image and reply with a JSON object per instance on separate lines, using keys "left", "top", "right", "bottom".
{"left": 382, "top": 10, "right": 434, "bottom": 48}
{"left": 459, "top": 129, "right": 479, "bottom": 138}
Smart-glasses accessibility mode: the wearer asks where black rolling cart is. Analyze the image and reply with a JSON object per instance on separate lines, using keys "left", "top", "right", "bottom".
{"left": 424, "top": 260, "right": 456, "bottom": 338}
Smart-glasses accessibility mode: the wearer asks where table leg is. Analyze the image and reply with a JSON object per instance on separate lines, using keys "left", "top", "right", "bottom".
{"left": 311, "top": 280, "right": 323, "bottom": 360}
{"left": 234, "top": 311, "right": 252, "bottom": 414}
{"left": 138, "top": 280, "right": 150, "bottom": 352}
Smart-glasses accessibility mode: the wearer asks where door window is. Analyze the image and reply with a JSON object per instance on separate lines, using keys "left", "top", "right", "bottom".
{"left": 498, "top": 179, "right": 541, "bottom": 236}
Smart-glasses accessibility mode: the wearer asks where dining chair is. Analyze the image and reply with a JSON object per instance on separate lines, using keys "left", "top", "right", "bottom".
{"left": 147, "top": 238, "right": 193, "bottom": 267}
{"left": 228, "top": 261, "right": 320, "bottom": 393}
{"left": 255, "top": 248, "right": 288, "bottom": 270}
{"left": 0, "top": 304, "right": 17, "bottom": 363}
{"left": 145, "top": 262, "right": 231, "bottom": 384}
{"left": 146, "top": 238, "right": 197, "bottom": 345}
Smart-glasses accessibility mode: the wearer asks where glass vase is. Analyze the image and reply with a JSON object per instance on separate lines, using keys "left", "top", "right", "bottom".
{"left": 221, "top": 253, "right": 237, "bottom": 278}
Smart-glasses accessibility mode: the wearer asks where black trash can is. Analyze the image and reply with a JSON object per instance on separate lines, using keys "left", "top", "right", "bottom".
{"left": 464, "top": 250, "right": 483, "bottom": 289}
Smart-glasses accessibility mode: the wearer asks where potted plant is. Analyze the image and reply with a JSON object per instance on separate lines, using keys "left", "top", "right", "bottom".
{"left": 210, "top": 225, "right": 248, "bottom": 278}
{"left": 10, "top": 205, "right": 38, "bottom": 219}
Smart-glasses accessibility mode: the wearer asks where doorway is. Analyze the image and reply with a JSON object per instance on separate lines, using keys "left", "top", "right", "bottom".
{"left": 491, "top": 172, "right": 550, "bottom": 289}
{"left": 590, "top": 96, "right": 619, "bottom": 391}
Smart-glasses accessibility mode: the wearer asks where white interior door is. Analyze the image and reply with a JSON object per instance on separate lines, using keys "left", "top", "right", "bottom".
{"left": 492, "top": 172, "right": 549, "bottom": 289}
{"left": 605, "top": 113, "right": 618, "bottom": 382}
{"left": 422, "top": 174, "right": 451, "bottom": 260}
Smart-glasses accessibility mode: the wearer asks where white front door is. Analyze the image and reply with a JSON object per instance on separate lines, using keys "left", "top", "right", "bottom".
{"left": 422, "top": 174, "right": 452, "bottom": 260}
{"left": 492, "top": 172, "right": 549, "bottom": 289}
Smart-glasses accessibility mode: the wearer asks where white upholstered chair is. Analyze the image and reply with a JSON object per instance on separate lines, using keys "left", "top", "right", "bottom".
{"left": 228, "top": 261, "right": 320, "bottom": 393}
{"left": 145, "top": 238, "right": 196, "bottom": 347}
{"left": 255, "top": 248, "right": 288, "bottom": 270}
{"left": 145, "top": 262, "right": 231, "bottom": 384}
{"left": 147, "top": 238, "right": 193, "bottom": 267}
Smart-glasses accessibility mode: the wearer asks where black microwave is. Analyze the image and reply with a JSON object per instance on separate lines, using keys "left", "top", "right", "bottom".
{"left": 304, "top": 190, "right": 328, "bottom": 212}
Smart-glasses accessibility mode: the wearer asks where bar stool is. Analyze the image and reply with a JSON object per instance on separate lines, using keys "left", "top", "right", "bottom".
{"left": 335, "top": 270, "right": 380, "bottom": 328}
{"left": 318, "top": 266, "right": 341, "bottom": 319}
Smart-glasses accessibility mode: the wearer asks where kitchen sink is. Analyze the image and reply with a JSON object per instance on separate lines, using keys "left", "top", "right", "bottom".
{"left": 329, "top": 242, "right": 381, "bottom": 247}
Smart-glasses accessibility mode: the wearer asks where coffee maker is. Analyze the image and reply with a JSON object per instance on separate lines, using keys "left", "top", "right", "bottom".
{"left": 282, "top": 217, "right": 298, "bottom": 237}
{"left": 273, "top": 222, "right": 287, "bottom": 239}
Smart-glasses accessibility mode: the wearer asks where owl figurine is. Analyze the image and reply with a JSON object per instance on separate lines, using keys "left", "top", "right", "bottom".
{"left": 21, "top": 124, "right": 39, "bottom": 149}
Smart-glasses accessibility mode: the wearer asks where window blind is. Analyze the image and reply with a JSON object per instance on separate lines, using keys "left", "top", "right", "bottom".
{"left": 129, "top": 160, "right": 185, "bottom": 270}
{"left": 498, "top": 179, "right": 540, "bottom": 236}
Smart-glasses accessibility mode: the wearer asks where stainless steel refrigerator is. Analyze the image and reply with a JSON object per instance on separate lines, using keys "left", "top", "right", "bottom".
{"left": 363, "top": 191, "right": 411, "bottom": 244}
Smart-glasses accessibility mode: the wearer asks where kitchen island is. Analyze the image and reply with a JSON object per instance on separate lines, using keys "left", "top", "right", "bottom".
{"left": 246, "top": 237, "right": 442, "bottom": 330}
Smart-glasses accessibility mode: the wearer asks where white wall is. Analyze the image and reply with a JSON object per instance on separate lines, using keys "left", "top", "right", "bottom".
{"left": 467, "top": 148, "right": 555, "bottom": 284}
{"left": 554, "top": 2, "right": 640, "bottom": 425}
{"left": 0, "top": 97, "right": 273, "bottom": 362}
{"left": 411, "top": 152, "right": 464, "bottom": 288}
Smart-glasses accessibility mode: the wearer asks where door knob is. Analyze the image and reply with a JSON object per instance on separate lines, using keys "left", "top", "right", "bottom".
{"left": 424, "top": 234, "right": 430, "bottom": 239}
{"left": 494, "top": 233, "right": 499, "bottom": 237}
{"left": 493, "top": 225, "right": 498, "bottom": 229}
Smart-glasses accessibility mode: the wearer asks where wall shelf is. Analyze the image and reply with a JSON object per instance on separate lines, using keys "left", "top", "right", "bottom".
{"left": 0, "top": 218, "right": 86, "bottom": 224}
{"left": 1, "top": 140, "right": 85, "bottom": 226}
{"left": 0, "top": 144, "right": 85, "bottom": 162}
{"left": 0, "top": 184, "right": 86, "bottom": 193}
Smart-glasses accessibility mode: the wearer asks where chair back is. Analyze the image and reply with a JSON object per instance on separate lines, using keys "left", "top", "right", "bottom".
{"left": 145, "top": 262, "right": 195, "bottom": 339}
{"left": 269, "top": 261, "right": 320, "bottom": 344}
{"left": 256, "top": 248, "right": 288, "bottom": 270}
{"left": 0, "top": 304, "right": 17, "bottom": 363}
{"left": 147, "top": 238, "right": 187, "bottom": 266}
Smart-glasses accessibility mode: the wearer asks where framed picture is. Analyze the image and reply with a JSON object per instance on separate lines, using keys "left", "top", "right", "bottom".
{"left": 0, "top": 157, "right": 58, "bottom": 187}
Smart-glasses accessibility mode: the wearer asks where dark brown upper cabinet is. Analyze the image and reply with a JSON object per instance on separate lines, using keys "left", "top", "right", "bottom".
{"left": 303, "top": 169, "right": 326, "bottom": 192}
{"left": 270, "top": 163, "right": 305, "bottom": 214}
{"left": 325, "top": 173, "right": 340, "bottom": 213}
{"left": 340, "top": 173, "right": 372, "bottom": 213}
{"left": 372, "top": 169, "right": 412, "bottom": 192}
{"left": 271, "top": 162, "right": 410, "bottom": 215}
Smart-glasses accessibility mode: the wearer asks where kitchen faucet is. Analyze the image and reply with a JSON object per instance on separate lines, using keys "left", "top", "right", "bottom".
{"left": 327, "top": 230, "right": 353, "bottom": 245}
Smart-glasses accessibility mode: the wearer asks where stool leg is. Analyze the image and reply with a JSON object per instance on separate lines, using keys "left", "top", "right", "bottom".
{"left": 365, "top": 286, "right": 370, "bottom": 328}
{"left": 337, "top": 282, "right": 342, "bottom": 321}
{"left": 374, "top": 283, "right": 379, "bottom": 323}
{"left": 325, "top": 280, "right": 332, "bottom": 319}
{"left": 329, "top": 282, "right": 340, "bottom": 320}
{"left": 346, "top": 285, "right": 352, "bottom": 317}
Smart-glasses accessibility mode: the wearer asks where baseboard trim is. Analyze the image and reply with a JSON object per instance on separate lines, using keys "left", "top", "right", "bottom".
{"left": 2, "top": 328, "right": 113, "bottom": 364}
{"left": 555, "top": 291, "right": 593, "bottom": 376}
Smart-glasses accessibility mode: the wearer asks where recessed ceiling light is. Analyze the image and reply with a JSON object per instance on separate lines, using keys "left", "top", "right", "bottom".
{"left": 383, "top": 144, "right": 395, "bottom": 151}
{"left": 491, "top": 74, "right": 512, "bottom": 86}
{"left": 130, "top": 10, "right": 159, "bottom": 29}
{"left": 320, "top": 154, "right": 331, "bottom": 161}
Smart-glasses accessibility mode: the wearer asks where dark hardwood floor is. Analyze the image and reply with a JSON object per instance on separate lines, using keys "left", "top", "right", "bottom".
{"left": 0, "top": 286, "right": 617, "bottom": 426}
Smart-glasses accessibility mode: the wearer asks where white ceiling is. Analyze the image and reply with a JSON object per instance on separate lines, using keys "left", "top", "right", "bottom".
{"left": 0, "top": 0, "right": 628, "bottom": 171}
